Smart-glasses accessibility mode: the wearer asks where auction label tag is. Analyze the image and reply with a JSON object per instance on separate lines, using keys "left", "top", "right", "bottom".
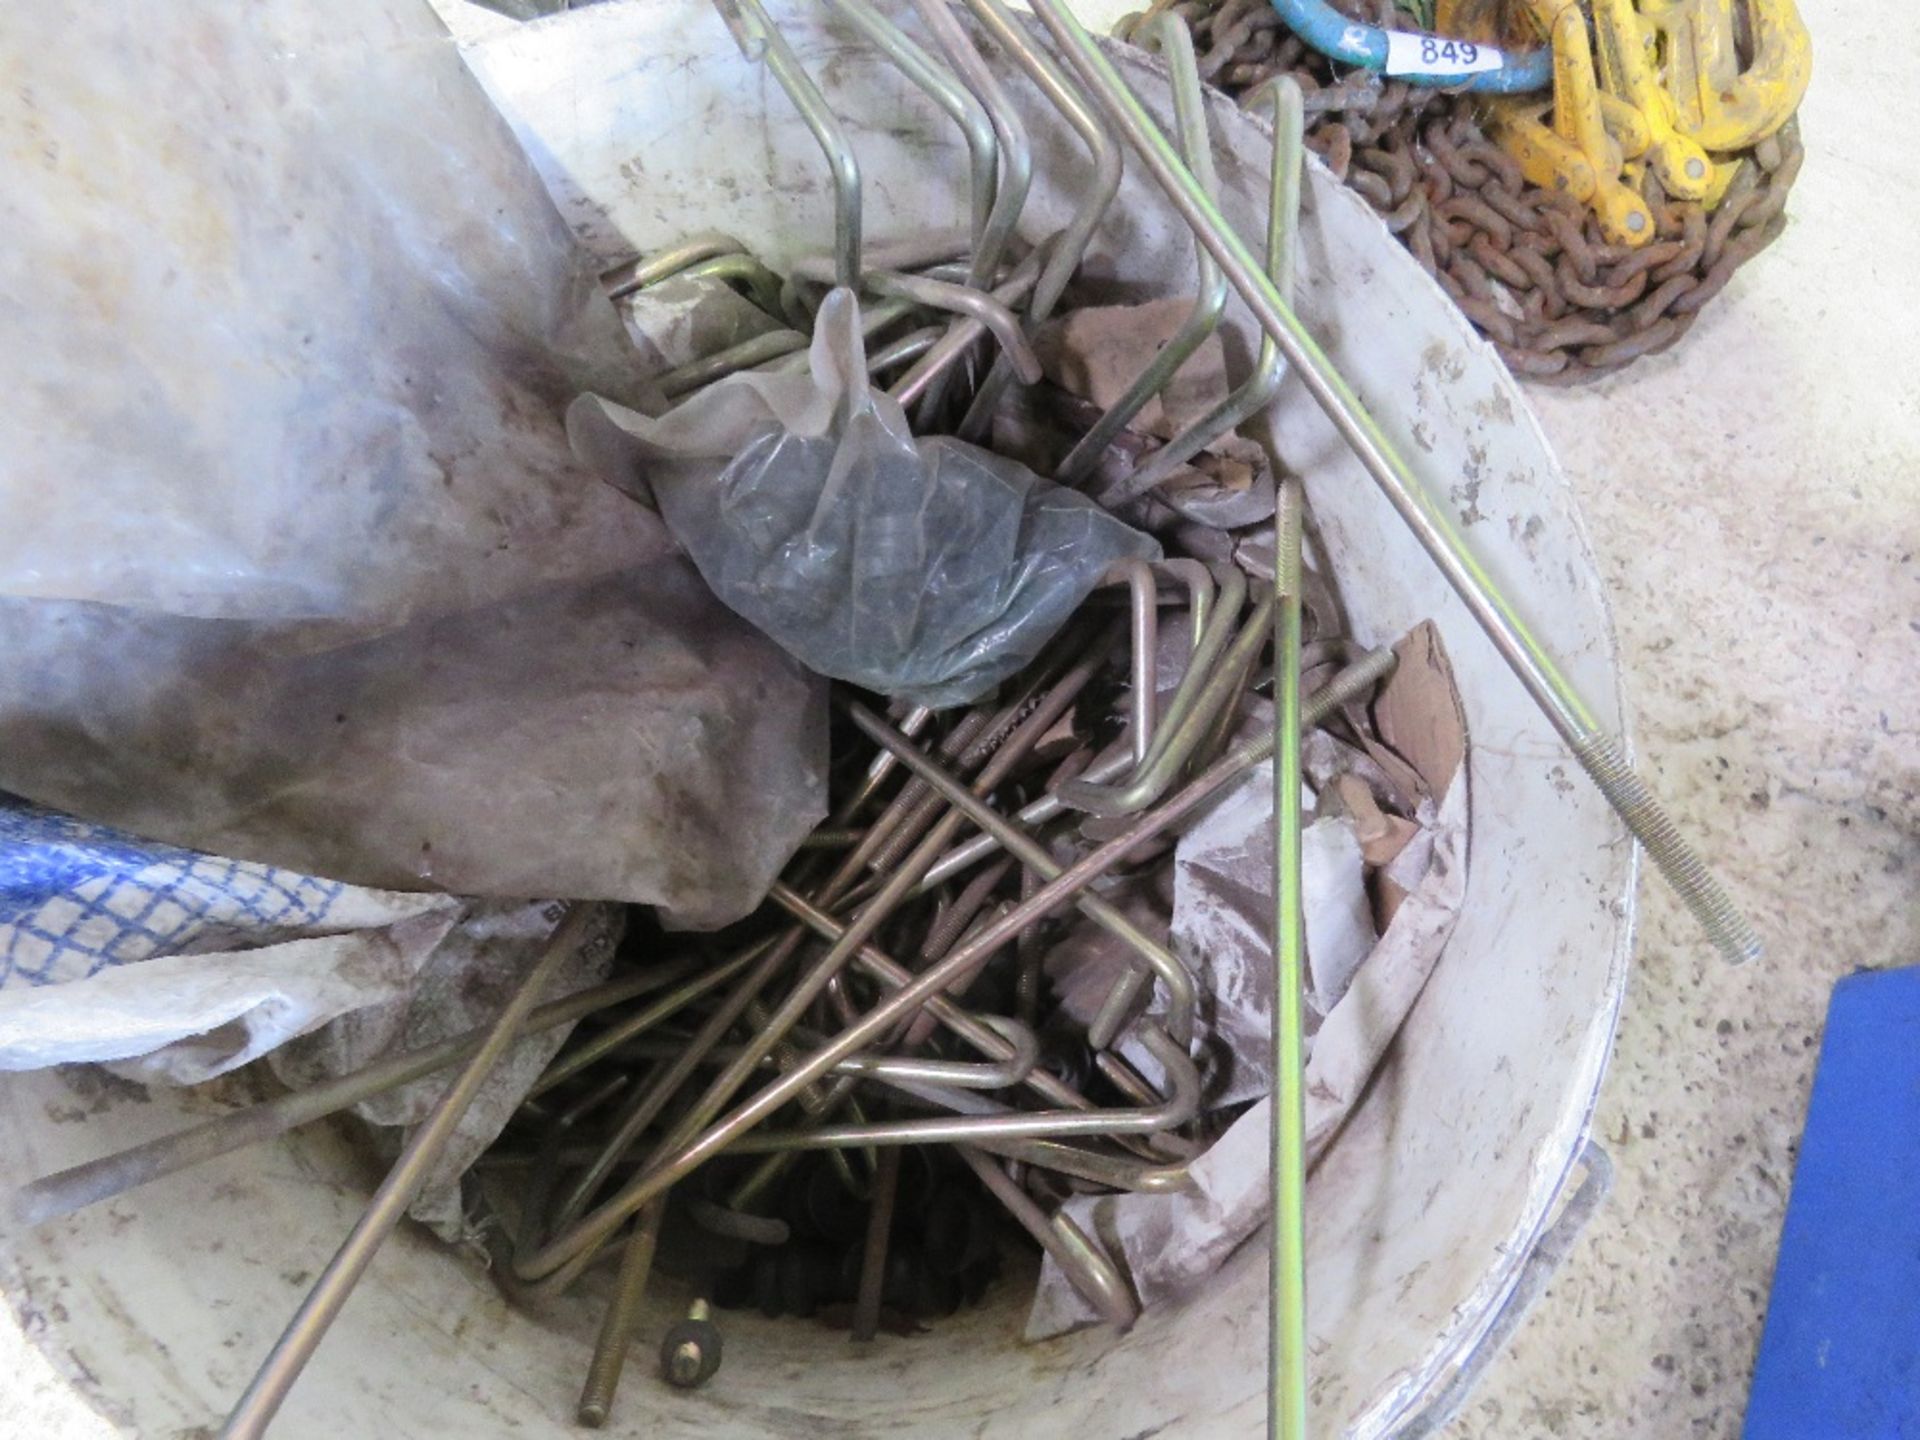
{"left": 1382, "top": 30, "right": 1505, "bottom": 76}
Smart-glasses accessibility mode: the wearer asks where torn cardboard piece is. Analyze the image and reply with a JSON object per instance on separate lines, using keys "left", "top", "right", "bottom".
{"left": 1028, "top": 623, "right": 1471, "bottom": 1337}
{"left": 1034, "top": 296, "right": 1232, "bottom": 442}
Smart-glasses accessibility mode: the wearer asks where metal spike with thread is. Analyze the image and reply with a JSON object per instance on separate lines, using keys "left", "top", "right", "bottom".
{"left": 1023, "top": 0, "right": 1761, "bottom": 966}
{"left": 1271, "top": 470, "right": 1310, "bottom": 1440}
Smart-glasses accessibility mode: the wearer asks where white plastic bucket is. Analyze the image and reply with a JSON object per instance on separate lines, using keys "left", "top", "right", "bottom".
{"left": 0, "top": 4, "right": 1634, "bottom": 1436}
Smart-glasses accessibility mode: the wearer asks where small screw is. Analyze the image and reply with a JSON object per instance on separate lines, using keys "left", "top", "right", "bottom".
{"left": 659, "top": 1299, "right": 723, "bottom": 1390}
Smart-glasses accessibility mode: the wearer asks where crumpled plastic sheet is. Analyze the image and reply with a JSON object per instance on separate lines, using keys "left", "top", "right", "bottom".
{"left": 0, "top": 796, "right": 617, "bottom": 1082}
{"left": 1027, "top": 767, "right": 1469, "bottom": 1339}
{"left": 0, "top": 0, "right": 827, "bottom": 925}
{"left": 569, "top": 289, "right": 1161, "bottom": 710}
{"left": 0, "top": 796, "right": 624, "bottom": 1236}
{"left": 269, "top": 900, "right": 624, "bottom": 1242}
{"left": 0, "top": 0, "right": 656, "bottom": 626}
{"left": 0, "top": 570, "right": 827, "bottom": 929}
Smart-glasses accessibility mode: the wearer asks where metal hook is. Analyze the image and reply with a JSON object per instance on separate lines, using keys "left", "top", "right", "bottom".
{"left": 849, "top": 649, "right": 1398, "bottom": 1058}
{"left": 864, "top": 269, "right": 1043, "bottom": 383}
{"left": 765, "top": 884, "right": 1121, "bottom": 1123}
{"left": 1100, "top": 76, "right": 1305, "bottom": 509}
{"left": 674, "top": 250, "right": 788, "bottom": 317}
{"left": 221, "top": 908, "right": 590, "bottom": 1439}
{"left": 1104, "top": 559, "right": 1160, "bottom": 768}
{"left": 1026, "top": 0, "right": 1760, "bottom": 966}
{"left": 713, "top": 1023, "right": 1200, "bottom": 1150}
{"left": 866, "top": 323, "right": 945, "bottom": 375}
{"left": 967, "top": 1134, "right": 1196, "bottom": 1195}
{"left": 513, "top": 781, "right": 1209, "bottom": 1284}
{"left": 656, "top": 328, "right": 810, "bottom": 397}
{"left": 906, "top": 0, "right": 1033, "bottom": 424}
{"left": 848, "top": 703, "right": 1198, "bottom": 1052}
{"left": 907, "top": 560, "right": 1213, "bottom": 894}
{"left": 8, "top": 956, "right": 699, "bottom": 1229}
{"left": 1052, "top": 13, "right": 1228, "bottom": 486}
{"left": 953, "top": 0, "right": 1126, "bottom": 443}
{"left": 603, "top": 232, "right": 747, "bottom": 300}
{"left": 610, "top": 1013, "right": 1040, "bottom": 1091}
{"left": 1051, "top": 562, "right": 1251, "bottom": 820}
{"left": 520, "top": 660, "right": 1094, "bottom": 1279}
{"left": 717, "top": 0, "right": 862, "bottom": 288}
{"left": 527, "top": 942, "right": 777, "bottom": 1099}
{"left": 957, "top": 1146, "right": 1137, "bottom": 1326}
{"left": 822, "top": 0, "right": 998, "bottom": 256}
{"left": 541, "top": 930, "right": 805, "bottom": 1243}
{"left": 889, "top": 236, "right": 1049, "bottom": 405}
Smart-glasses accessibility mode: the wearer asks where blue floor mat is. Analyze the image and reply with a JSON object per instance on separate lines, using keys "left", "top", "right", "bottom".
{"left": 1743, "top": 964, "right": 1920, "bottom": 1438}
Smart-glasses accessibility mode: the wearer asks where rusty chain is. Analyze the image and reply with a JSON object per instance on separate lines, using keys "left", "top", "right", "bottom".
{"left": 1120, "top": 0, "right": 1803, "bottom": 383}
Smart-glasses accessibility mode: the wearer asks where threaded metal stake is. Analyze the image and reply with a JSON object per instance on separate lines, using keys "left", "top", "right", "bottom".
{"left": 1570, "top": 732, "right": 1762, "bottom": 963}
{"left": 576, "top": 1193, "right": 667, "bottom": 1428}
{"left": 1023, "top": 0, "right": 1761, "bottom": 968}
{"left": 1270, "top": 477, "right": 1309, "bottom": 1440}
{"left": 668, "top": 1340, "right": 704, "bottom": 1388}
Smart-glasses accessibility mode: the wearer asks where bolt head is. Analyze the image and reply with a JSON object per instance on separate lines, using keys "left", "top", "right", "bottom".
{"left": 668, "top": 1340, "right": 705, "bottom": 1387}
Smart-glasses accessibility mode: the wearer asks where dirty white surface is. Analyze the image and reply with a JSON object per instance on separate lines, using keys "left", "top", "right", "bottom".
{"left": 0, "top": 4, "right": 1628, "bottom": 1438}
{"left": 1051, "top": 0, "right": 1918, "bottom": 1432}
{"left": 0, "top": 5, "right": 1909, "bottom": 1440}
{"left": 1436, "top": 11, "right": 1920, "bottom": 1434}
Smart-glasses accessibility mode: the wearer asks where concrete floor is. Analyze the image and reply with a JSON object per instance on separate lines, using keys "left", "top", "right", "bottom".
{"left": 1441, "top": 2, "right": 1920, "bottom": 1431}
{"left": 0, "top": 2, "right": 1913, "bottom": 1436}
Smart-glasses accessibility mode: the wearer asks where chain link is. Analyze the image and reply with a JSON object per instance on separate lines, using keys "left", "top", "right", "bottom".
{"left": 1122, "top": 0, "right": 1803, "bottom": 383}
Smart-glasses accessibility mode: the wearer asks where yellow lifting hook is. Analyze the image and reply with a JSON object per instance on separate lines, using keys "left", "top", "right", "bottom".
{"left": 1486, "top": 0, "right": 1657, "bottom": 247}
{"left": 1591, "top": 0, "right": 1713, "bottom": 200}
{"left": 1458, "top": 0, "right": 1809, "bottom": 246}
{"left": 1639, "top": 0, "right": 1812, "bottom": 153}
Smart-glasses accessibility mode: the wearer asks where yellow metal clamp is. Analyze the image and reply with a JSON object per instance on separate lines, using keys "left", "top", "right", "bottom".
{"left": 1487, "top": 0, "right": 1656, "bottom": 246}
{"left": 1460, "top": 0, "right": 1809, "bottom": 245}
{"left": 1640, "top": 0, "right": 1812, "bottom": 152}
{"left": 1592, "top": 0, "right": 1713, "bottom": 199}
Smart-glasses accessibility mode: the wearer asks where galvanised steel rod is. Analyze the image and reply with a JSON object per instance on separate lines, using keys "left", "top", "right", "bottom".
{"left": 1053, "top": 11, "right": 1226, "bottom": 486}
{"left": 954, "top": 0, "right": 1125, "bottom": 442}
{"left": 1102, "top": 74, "right": 1303, "bottom": 508}
{"left": 1270, "top": 477, "right": 1309, "bottom": 1440}
{"left": 576, "top": 1193, "right": 668, "bottom": 1428}
{"left": 822, "top": 0, "right": 997, "bottom": 253}
{"left": 717, "top": 0, "right": 861, "bottom": 287}
{"left": 957, "top": 1145, "right": 1137, "bottom": 1326}
{"left": 510, "top": 649, "right": 1396, "bottom": 1284}
{"left": 220, "top": 907, "right": 588, "bottom": 1439}
{"left": 12, "top": 956, "right": 685, "bottom": 1227}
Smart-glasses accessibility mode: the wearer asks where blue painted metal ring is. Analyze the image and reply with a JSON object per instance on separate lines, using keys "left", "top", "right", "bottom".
{"left": 1268, "top": 0, "right": 1553, "bottom": 93}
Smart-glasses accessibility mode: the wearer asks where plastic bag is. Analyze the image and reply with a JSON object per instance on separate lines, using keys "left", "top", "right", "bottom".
{"left": 0, "top": 796, "right": 619, "bottom": 1085}
{"left": 569, "top": 290, "right": 1160, "bottom": 709}
{"left": 0, "top": 0, "right": 660, "bottom": 627}
{"left": 268, "top": 898, "right": 624, "bottom": 1242}
{"left": 0, "top": 0, "right": 828, "bottom": 923}
{"left": 0, "top": 570, "right": 826, "bottom": 928}
{"left": 0, "top": 794, "right": 624, "bottom": 1236}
